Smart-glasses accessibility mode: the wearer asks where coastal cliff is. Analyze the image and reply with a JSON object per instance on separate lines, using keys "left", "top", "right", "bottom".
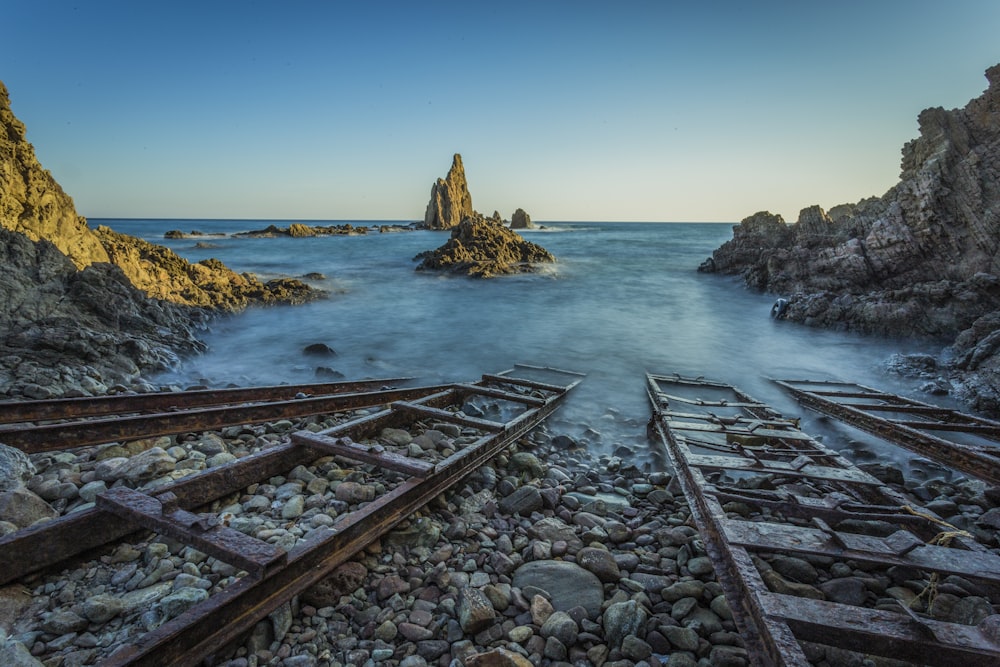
{"left": 700, "top": 65, "right": 1000, "bottom": 411}
{"left": 0, "top": 80, "right": 314, "bottom": 397}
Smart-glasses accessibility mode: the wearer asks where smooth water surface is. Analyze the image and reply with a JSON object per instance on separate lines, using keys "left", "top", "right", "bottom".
{"left": 96, "top": 219, "right": 940, "bottom": 471}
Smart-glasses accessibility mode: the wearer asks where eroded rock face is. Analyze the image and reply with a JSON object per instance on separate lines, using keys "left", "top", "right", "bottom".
{"left": 423, "top": 154, "right": 474, "bottom": 230}
{"left": 0, "top": 82, "right": 110, "bottom": 269}
{"left": 414, "top": 216, "right": 555, "bottom": 278}
{"left": 95, "top": 226, "right": 313, "bottom": 310}
{"left": 0, "top": 228, "right": 209, "bottom": 397}
{"left": 700, "top": 64, "right": 1000, "bottom": 411}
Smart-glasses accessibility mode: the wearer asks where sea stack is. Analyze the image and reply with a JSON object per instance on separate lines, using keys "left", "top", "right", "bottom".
{"left": 414, "top": 216, "right": 555, "bottom": 278}
{"left": 510, "top": 208, "right": 534, "bottom": 230}
{"left": 424, "top": 153, "right": 474, "bottom": 230}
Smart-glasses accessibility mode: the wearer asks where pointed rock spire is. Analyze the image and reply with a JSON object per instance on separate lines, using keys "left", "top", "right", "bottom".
{"left": 423, "top": 153, "right": 474, "bottom": 230}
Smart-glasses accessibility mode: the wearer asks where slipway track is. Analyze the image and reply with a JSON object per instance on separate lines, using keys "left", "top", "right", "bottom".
{"left": 646, "top": 373, "right": 1000, "bottom": 667}
{"left": 0, "top": 365, "right": 583, "bottom": 666}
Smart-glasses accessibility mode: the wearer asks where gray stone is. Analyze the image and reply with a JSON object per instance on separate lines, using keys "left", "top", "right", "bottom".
{"left": 527, "top": 517, "right": 584, "bottom": 553}
{"left": 0, "top": 640, "right": 44, "bottom": 667}
{"left": 156, "top": 587, "right": 209, "bottom": 622}
{"left": 0, "top": 488, "right": 57, "bottom": 528}
{"left": 509, "top": 452, "right": 545, "bottom": 479}
{"left": 663, "top": 624, "right": 700, "bottom": 651}
{"left": 603, "top": 599, "right": 648, "bottom": 649}
{"left": 458, "top": 587, "right": 496, "bottom": 634}
{"left": 499, "top": 485, "right": 543, "bottom": 516}
{"left": 513, "top": 560, "right": 604, "bottom": 618}
{"left": 771, "top": 555, "right": 819, "bottom": 584}
{"left": 82, "top": 594, "right": 124, "bottom": 624}
{"left": 621, "top": 633, "right": 653, "bottom": 661}
{"left": 42, "top": 609, "right": 88, "bottom": 634}
{"left": 0, "top": 444, "right": 34, "bottom": 492}
{"left": 819, "top": 577, "right": 867, "bottom": 606}
{"left": 686, "top": 556, "right": 715, "bottom": 577}
{"left": 118, "top": 447, "right": 176, "bottom": 484}
{"left": 539, "top": 610, "right": 578, "bottom": 646}
{"left": 576, "top": 546, "right": 621, "bottom": 583}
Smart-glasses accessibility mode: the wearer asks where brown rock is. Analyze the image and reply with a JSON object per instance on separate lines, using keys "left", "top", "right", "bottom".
{"left": 458, "top": 587, "right": 497, "bottom": 633}
{"left": 510, "top": 208, "right": 534, "bottom": 230}
{"left": 415, "top": 216, "right": 555, "bottom": 278}
{"left": 301, "top": 561, "right": 368, "bottom": 607}
{"left": 424, "top": 153, "right": 474, "bottom": 230}
{"left": 465, "top": 647, "right": 534, "bottom": 667}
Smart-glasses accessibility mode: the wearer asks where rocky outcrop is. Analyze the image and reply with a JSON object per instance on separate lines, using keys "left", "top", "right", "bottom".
{"left": 96, "top": 226, "right": 314, "bottom": 310}
{"left": 414, "top": 216, "right": 555, "bottom": 278}
{"left": 0, "top": 227, "right": 209, "bottom": 398}
{"left": 423, "top": 154, "right": 474, "bottom": 230}
{"left": 511, "top": 208, "right": 534, "bottom": 230}
{"left": 701, "top": 64, "right": 1000, "bottom": 411}
{"left": 0, "top": 82, "right": 110, "bottom": 269}
{"left": 0, "top": 79, "right": 319, "bottom": 397}
{"left": 232, "top": 222, "right": 367, "bottom": 238}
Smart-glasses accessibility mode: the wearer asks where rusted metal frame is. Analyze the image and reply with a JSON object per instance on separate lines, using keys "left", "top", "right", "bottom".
{"left": 646, "top": 381, "right": 808, "bottom": 667}
{"left": 0, "top": 378, "right": 413, "bottom": 424}
{"left": 710, "top": 487, "right": 939, "bottom": 532}
{"left": 0, "top": 442, "right": 317, "bottom": 586}
{"left": 0, "top": 384, "right": 450, "bottom": 453}
{"left": 96, "top": 488, "right": 288, "bottom": 578}
{"left": 842, "top": 403, "right": 957, "bottom": 416}
{"left": 391, "top": 400, "right": 506, "bottom": 432}
{"left": 663, "top": 410, "right": 798, "bottom": 429}
{"left": 667, "top": 420, "right": 814, "bottom": 441}
{"left": 784, "top": 379, "right": 1000, "bottom": 429}
{"left": 291, "top": 432, "right": 434, "bottom": 476}
{"left": 760, "top": 594, "right": 1000, "bottom": 667}
{"left": 0, "top": 378, "right": 413, "bottom": 425}
{"left": 506, "top": 362, "right": 587, "bottom": 377}
{"left": 688, "top": 453, "right": 883, "bottom": 485}
{"left": 774, "top": 380, "right": 1000, "bottom": 486}
{"left": 480, "top": 373, "right": 567, "bottom": 393}
{"left": 655, "top": 392, "right": 767, "bottom": 409}
{"left": 103, "top": 373, "right": 577, "bottom": 667}
{"left": 889, "top": 419, "right": 1000, "bottom": 438}
{"left": 723, "top": 519, "right": 1000, "bottom": 582}
{"left": 452, "top": 383, "right": 546, "bottom": 407}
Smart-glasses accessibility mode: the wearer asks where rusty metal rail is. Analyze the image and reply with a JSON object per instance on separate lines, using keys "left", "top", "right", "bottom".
{"left": 774, "top": 379, "right": 1000, "bottom": 485}
{"left": 0, "top": 379, "right": 445, "bottom": 453}
{"left": 1, "top": 364, "right": 582, "bottom": 666}
{"left": 647, "top": 372, "right": 1000, "bottom": 667}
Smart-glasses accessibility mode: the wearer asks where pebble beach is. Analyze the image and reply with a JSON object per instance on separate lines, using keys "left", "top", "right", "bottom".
{"left": 3, "top": 399, "right": 1000, "bottom": 667}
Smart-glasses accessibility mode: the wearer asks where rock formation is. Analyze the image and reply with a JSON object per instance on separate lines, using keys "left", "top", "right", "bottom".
{"left": 1, "top": 82, "right": 110, "bottom": 268}
{"left": 414, "top": 215, "right": 555, "bottom": 278}
{"left": 511, "top": 208, "right": 534, "bottom": 230}
{"left": 423, "top": 154, "right": 474, "bottom": 230}
{"left": 700, "top": 64, "right": 1000, "bottom": 412}
{"left": 0, "top": 227, "right": 208, "bottom": 398}
{"left": 232, "top": 222, "right": 367, "bottom": 238}
{"left": 0, "top": 79, "right": 317, "bottom": 397}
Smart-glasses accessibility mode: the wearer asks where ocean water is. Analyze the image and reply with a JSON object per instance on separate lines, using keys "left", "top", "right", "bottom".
{"left": 94, "top": 219, "right": 942, "bottom": 471}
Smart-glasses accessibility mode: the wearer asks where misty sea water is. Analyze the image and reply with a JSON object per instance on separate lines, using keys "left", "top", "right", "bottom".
{"left": 94, "top": 219, "right": 943, "bottom": 472}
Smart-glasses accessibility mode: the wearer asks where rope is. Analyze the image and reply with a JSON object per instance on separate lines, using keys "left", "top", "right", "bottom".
{"left": 900, "top": 505, "right": 973, "bottom": 612}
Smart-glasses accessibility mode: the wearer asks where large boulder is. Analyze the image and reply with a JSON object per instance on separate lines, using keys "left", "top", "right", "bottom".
{"left": 414, "top": 216, "right": 555, "bottom": 278}
{"left": 423, "top": 154, "right": 474, "bottom": 230}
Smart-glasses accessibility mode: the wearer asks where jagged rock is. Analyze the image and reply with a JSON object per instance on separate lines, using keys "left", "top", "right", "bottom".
{"left": 423, "top": 154, "right": 474, "bottom": 230}
{"left": 0, "top": 83, "right": 109, "bottom": 268}
{"left": 700, "top": 64, "right": 1000, "bottom": 413}
{"left": 510, "top": 208, "right": 534, "bottom": 230}
{"left": 414, "top": 216, "right": 555, "bottom": 278}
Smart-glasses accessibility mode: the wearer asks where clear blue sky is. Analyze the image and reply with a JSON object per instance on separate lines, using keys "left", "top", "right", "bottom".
{"left": 3, "top": 1, "right": 999, "bottom": 222}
